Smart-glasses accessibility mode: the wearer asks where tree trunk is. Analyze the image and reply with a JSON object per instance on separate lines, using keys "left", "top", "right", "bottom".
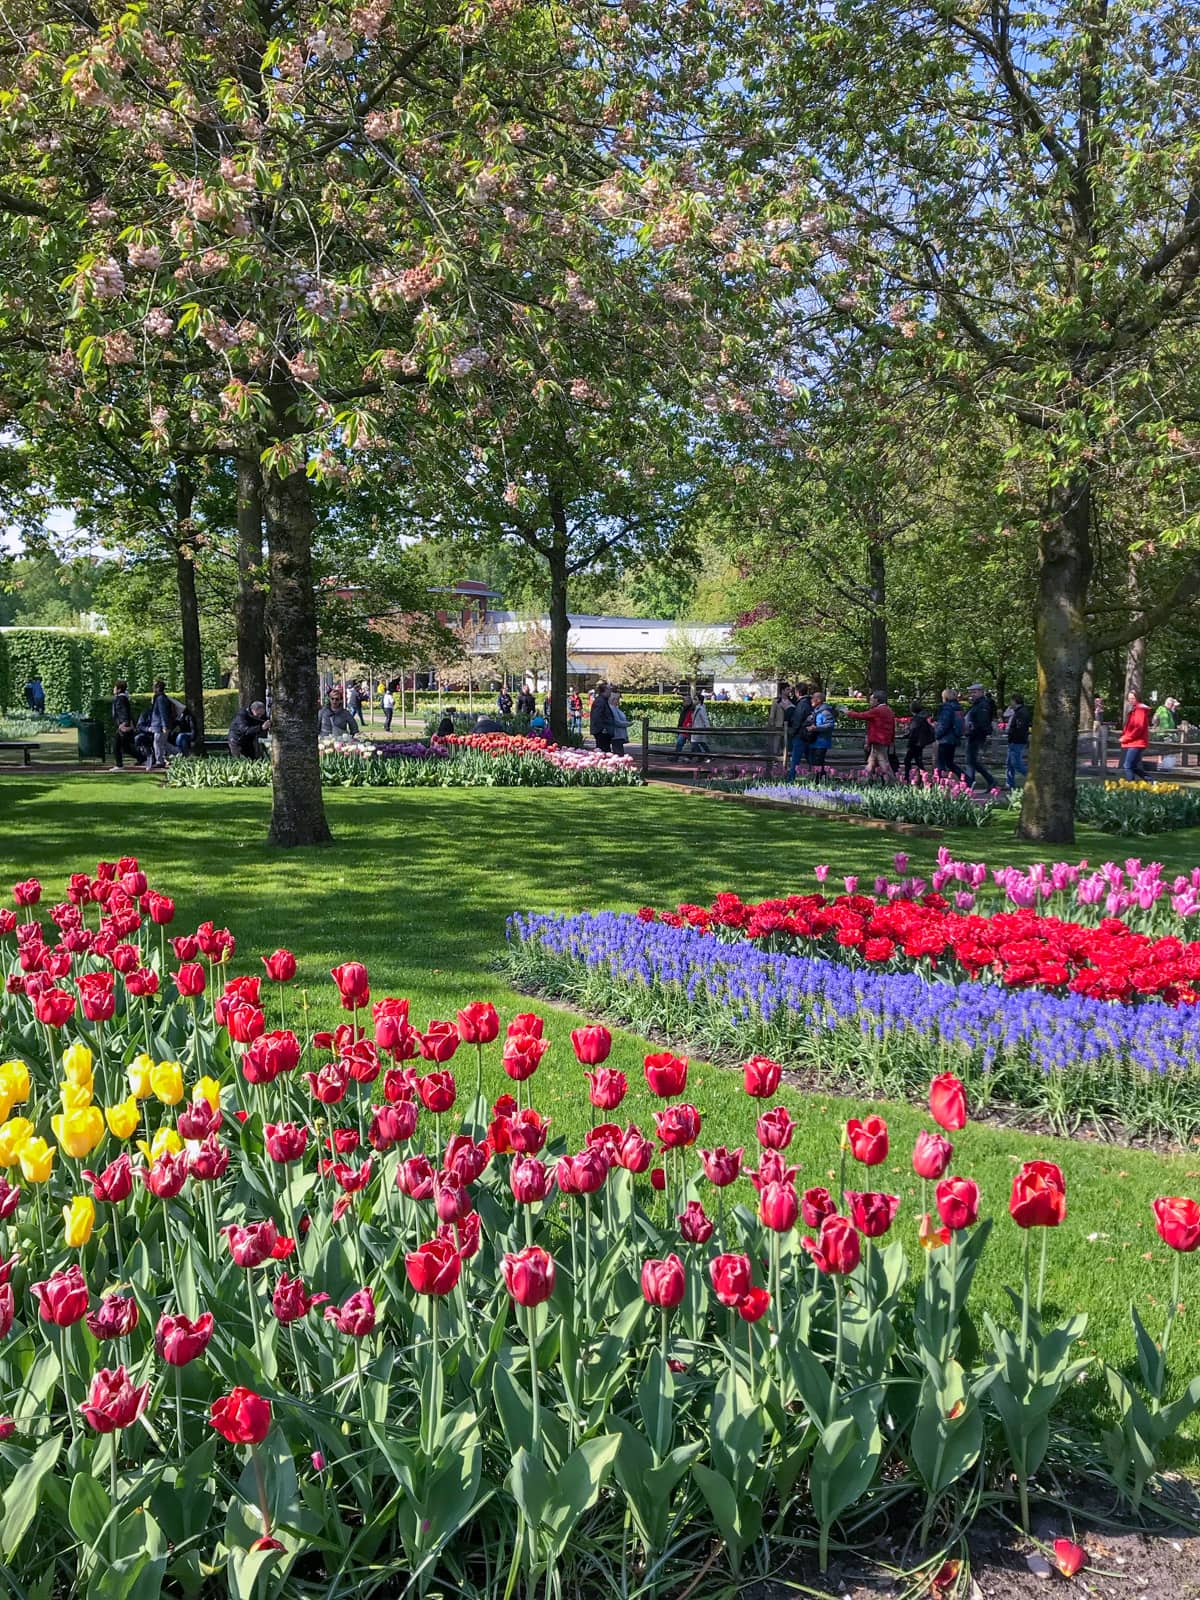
{"left": 547, "top": 488, "right": 571, "bottom": 745}
{"left": 236, "top": 451, "right": 268, "bottom": 709}
{"left": 173, "top": 468, "right": 206, "bottom": 755}
{"left": 1080, "top": 657, "right": 1096, "bottom": 729}
{"left": 995, "top": 669, "right": 1007, "bottom": 712}
{"left": 1020, "top": 477, "right": 1094, "bottom": 843}
{"left": 866, "top": 541, "right": 888, "bottom": 693}
{"left": 261, "top": 423, "right": 332, "bottom": 848}
{"left": 1123, "top": 634, "right": 1146, "bottom": 703}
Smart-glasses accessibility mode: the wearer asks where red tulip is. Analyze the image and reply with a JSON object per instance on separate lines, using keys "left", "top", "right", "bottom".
{"left": 443, "top": 1134, "right": 488, "bottom": 1185}
{"left": 709, "top": 1252, "right": 753, "bottom": 1307}
{"left": 86, "top": 1292, "right": 139, "bottom": 1341}
{"left": 397, "top": 1154, "right": 435, "bottom": 1199}
{"left": 305, "top": 1061, "right": 350, "bottom": 1105}
{"left": 419, "top": 1021, "right": 460, "bottom": 1064}
{"left": 846, "top": 1191, "right": 900, "bottom": 1239}
{"left": 142, "top": 1150, "right": 189, "bottom": 1199}
{"left": 331, "top": 962, "right": 370, "bottom": 1010}
{"left": 644, "top": 1052, "right": 688, "bottom": 1097}
{"left": 457, "top": 1002, "right": 499, "bottom": 1044}
{"left": 271, "top": 1275, "right": 329, "bottom": 1324}
{"left": 373, "top": 998, "right": 414, "bottom": 1056}
{"left": 120, "top": 869, "right": 148, "bottom": 898}
{"left": 756, "top": 1105, "right": 795, "bottom": 1150}
{"left": 678, "top": 1200, "right": 715, "bottom": 1243}
{"left": 936, "top": 1176, "right": 980, "bottom": 1232}
{"left": 1052, "top": 1539, "right": 1087, "bottom": 1577}
{"left": 507, "top": 1012, "right": 544, "bottom": 1039}
{"left": 642, "top": 1254, "right": 686, "bottom": 1309}
{"left": 416, "top": 1069, "right": 457, "bottom": 1113}
{"left": 171, "top": 934, "right": 200, "bottom": 961}
{"left": 244, "top": 1030, "right": 301, "bottom": 1083}
{"left": 571, "top": 1025, "right": 612, "bottom": 1067}
{"left": 432, "top": 1170, "right": 470, "bottom": 1222}
{"left": 0, "top": 1179, "right": 19, "bottom": 1221}
{"left": 1009, "top": 1161, "right": 1067, "bottom": 1229}
{"left": 801, "top": 1186, "right": 837, "bottom": 1229}
{"left": 177, "top": 1098, "right": 223, "bottom": 1141}
{"left": 929, "top": 1072, "right": 968, "bottom": 1132}
{"left": 81, "top": 1366, "right": 149, "bottom": 1433}
{"left": 225, "top": 1220, "right": 279, "bottom": 1268}
{"left": 326, "top": 1128, "right": 360, "bottom": 1155}
{"left": 32, "top": 1264, "right": 89, "bottom": 1326}
{"left": 555, "top": 1149, "right": 608, "bottom": 1195}
{"left": 226, "top": 1000, "right": 265, "bottom": 1044}
{"left": 653, "top": 1103, "right": 701, "bottom": 1149}
{"left": 502, "top": 1033, "right": 549, "bottom": 1082}
{"left": 736, "top": 1286, "right": 770, "bottom": 1323}
{"left": 12, "top": 879, "right": 40, "bottom": 908}
{"left": 0, "top": 909, "right": 15, "bottom": 936}
{"left": 1152, "top": 1196, "right": 1200, "bottom": 1253}
{"left": 759, "top": 1180, "right": 799, "bottom": 1232}
{"left": 802, "top": 1215, "right": 861, "bottom": 1275}
{"left": 508, "top": 1107, "right": 549, "bottom": 1154}
{"left": 189, "top": 1134, "right": 230, "bottom": 1182}
{"left": 742, "top": 1055, "right": 782, "bottom": 1098}
{"left": 615, "top": 1125, "right": 655, "bottom": 1173}
{"left": 699, "top": 1146, "right": 743, "bottom": 1186}
{"left": 325, "top": 1286, "right": 376, "bottom": 1336}
{"left": 210, "top": 1386, "right": 272, "bottom": 1444}
{"left": 0, "top": 1284, "right": 12, "bottom": 1338}
{"left": 912, "top": 1131, "right": 953, "bottom": 1181}
{"left": 450, "top": 1210, "right": 481, "bottom": 1260}
{"left": 583, "top": 1069, "right": 626, "bottom": 1112}
{"left": 34, "top": 987, "right": 75, "bottom": 1027}
{"left": 155, "top": 1310, "right": 215, "bottom": 1363}
{"left": 405, "top": 1235, "right": 463, "bottom": 1295}
{"left": 0, "top": 1417, "right": 12, "bottom": 1439}
{"left": 650, "top": 1166, "right": 666, "bottom": 1191}
{"left": 125, "top": 967, "right": 160, "bottom": 999}
{"left": 262, "top": 948, "right": 297, "bottom": 982}
{"left": 110, "top": 942, "right": 139, "bottom": 975}
{"left": 503, "top": 1245, "right": 556, "bottom": 1307}
{"left": 174, "top": 963, "right": 206, "bottom": 998}
{"left": 510, "top": 1156, "right": 553, "bottom": 1204}
{"left": 369, "top": 1101, "right": 417, "bottom": 1150}
{"left": 846, "top": 1115, "right": 889, "bottom": 1166}
{"left": 342, "top": 1039, "right": 381, "bottom": 1084}
{"left": 265, "top": 1122, "right": 309, "bottom": 1163}
{"left": 78, "top": 971, "right": 116, "bottom": 1022}
{"left": 82, "top": 1153, "right": 133, "bottom": 1204}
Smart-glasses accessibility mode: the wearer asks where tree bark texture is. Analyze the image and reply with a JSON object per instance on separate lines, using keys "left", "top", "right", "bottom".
{"left": 1020, "top": 477, "right": 1094, "bottom": 844}
{"left": 866, "top": 541, "right": 888, "bottom": 694}
{"left": 547, "top": 488, "right": 571, "bottom": 745}
{"left": 261, "top": 445, "right": 332, "bottom": 847}
{"left": 236, "top": 450, "right": 268, "bottom": 709}
{"left": 174, "top": 469, "right": 206, "bottom": 754}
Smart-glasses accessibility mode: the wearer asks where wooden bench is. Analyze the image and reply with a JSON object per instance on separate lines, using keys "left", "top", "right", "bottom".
{"left": 0, "top": 741, "right": 41, "bottom": 766}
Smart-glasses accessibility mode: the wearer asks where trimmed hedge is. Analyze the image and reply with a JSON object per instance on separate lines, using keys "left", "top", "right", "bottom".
{"left": 1, "top": 629, "right": 223, "bottom": 715}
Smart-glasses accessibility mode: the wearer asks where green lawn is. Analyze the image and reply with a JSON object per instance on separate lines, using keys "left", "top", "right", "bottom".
{"left": 4, "top": 773, "right": 1200, "bottom": 1453}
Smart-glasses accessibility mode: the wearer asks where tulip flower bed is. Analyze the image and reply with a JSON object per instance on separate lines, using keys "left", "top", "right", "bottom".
{"left": 1075, "top": 778, "right": 1200, "bottom": 836}
{"left": 740, "top": 773, "right": 1010, "bottom": 828}
{"left": 1, "top": 866, "right": 1200, "bottom": 1598}
{"left": 504, "top": 909, "right": 1200, "bottom": 1141}
{"left": 166, "top": 739, "right": 641, "bottom": 791}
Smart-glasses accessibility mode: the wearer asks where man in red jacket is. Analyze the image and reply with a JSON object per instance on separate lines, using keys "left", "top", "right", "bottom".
{"left": 847, "top": 691, "right": 896, "bottom": 780}
{"left": 1120, "top": 691, "right": 1151, "bottom": 781}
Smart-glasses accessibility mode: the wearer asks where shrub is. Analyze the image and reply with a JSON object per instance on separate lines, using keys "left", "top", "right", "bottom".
{"left": 88, "top": 689, "right": 241, "bottom": 729}
{"left": 1075, "top": 779, "right": 1200, "bottom": 835}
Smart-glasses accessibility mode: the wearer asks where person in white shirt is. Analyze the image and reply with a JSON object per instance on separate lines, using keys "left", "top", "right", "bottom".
{"left": 382, "top": 684, "right": 395, "bottom": 731}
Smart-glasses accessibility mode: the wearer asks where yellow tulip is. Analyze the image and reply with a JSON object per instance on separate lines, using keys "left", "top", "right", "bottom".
{"left": 0, "top": 1117, "right": 35, "bottom": 1167}
{"left": 150, "top": 1060, "right": 184, "bottom": 1107}
{"left": 127, "top": 1054, "right": 154, "bottom": 1100}
{"left": 137, "top": 1127, "right": 182, "bottom": 1163}
{"left": 0, "top": 1060, "right": 30, "bottom": 1103}
{"left": 63, "top": 1195, "right": 95, "bottom": 1248}
{"left": 0, "top": 1086, "right": 14, "bottom": 1125}
{"left": 51, "top": 1106, "right": 105, "bottom": 1160}
{"left": 61, "top": 1044, "right": 94, "bottom": 1086}
{"left": 18, "top": 1136, "right": 54, "bottom": 1183}
{"left": 105, "top": 1096, "right": 140, "bottom": 1140}
{"left": 60, "top": 1081, "right": 94, "bottom": 1114}
{"left": 193, "top": 1076, "right": 222, "bottom": 1113}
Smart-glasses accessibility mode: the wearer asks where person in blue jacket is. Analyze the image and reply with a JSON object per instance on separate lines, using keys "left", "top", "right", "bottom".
{"left": 933, "top": 689, "right": 965, "bottom": 777}
{"left": 808, "top": 691, "right": 836, "bottom": 777}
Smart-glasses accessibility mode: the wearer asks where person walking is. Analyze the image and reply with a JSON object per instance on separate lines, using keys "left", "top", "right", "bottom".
{"left": 381, "top": 683, "right": 395, "bottom": 732}
{"left": 903, "top": 702, "right": 935, "bottom": 783}
{"left": 808, "top": 691, "right": 836, "bottom": 776}
{"left": 768, "top": 683, "right": 792, "bottom": 760}
{"left": 497, "top": 688, "right": 513, "bottom": 716}
{"left": 847, "top": 691, "right": 896, "bottom": 780}
{"left": 590, "top": 682, "right": 615, "bottom": 752}
{"left": 568, "top": 689, "right": 582, "bottom": 736}
{"left": 148, "top": 679, "right": 174, "bottom": 770}
{"left": 24, "top": 673, "right": 45, "bottom": 714}
{"left": 1005, "top": 693, "right": 1032, "bottom": 789}
{"left": 934, "top": 689, "right": 965, "bottom": 777}
{"left": 1120, "top": 691, "right": 1151, "bottom": 780}
{"left": 689, "top": 691, "right": 711, "bottom": 754}
{"left": 964, "top": 684, "right": 998, "bottom": 791}
{"left": 609, "top": 689, "right": 630, "bottom": 755}
{"left": 783, "top": 682, "right": 813, "bottom": 780}
{"left": 109, "top": 680, "right": 134, "bottom": 770}
{"left": 674, "top": 695, "right": 694, "bottom": 755}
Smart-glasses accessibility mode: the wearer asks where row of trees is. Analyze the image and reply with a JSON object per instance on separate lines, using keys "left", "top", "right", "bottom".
{"left": 2, "top": 2, "right": 1199, "bottom": 843}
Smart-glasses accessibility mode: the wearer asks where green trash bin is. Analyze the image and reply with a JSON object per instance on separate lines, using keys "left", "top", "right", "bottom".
{"left": 77, "top": 719, "right": 106, "bottom": 762}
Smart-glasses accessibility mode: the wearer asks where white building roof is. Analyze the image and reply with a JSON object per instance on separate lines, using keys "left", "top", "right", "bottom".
{"left": 490, "top": 612, "right": 732, "bottom": 654}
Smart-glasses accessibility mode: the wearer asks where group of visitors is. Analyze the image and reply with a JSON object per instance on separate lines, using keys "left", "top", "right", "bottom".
{"left": 588, "top": 682, "right": 632, "bottom": 754}
{"left": 109, "top": 679, "right": 199, "bottom": 771}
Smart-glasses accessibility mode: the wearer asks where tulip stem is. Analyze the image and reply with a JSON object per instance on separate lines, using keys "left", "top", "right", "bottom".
{"left": 526, "top": 1305, "right": 542, "bottom": 1457}
{"left": 1036, "top": 1229, "right": 1048, "bottom": 1321}
{"left": 583, "top": 1193, "right": 594, "bottom": 1339}
{"left": 175, "top": 1367, "right": 184, "bottom": 1458}
{"left": 474, "top": 1042, "right": 483, "bottom": 1113}
{"left": 288, "top": 1322, "right": 309, "bottom": 1399}
{"left": 1160, "top": 1251, "right": 1183, "bottom": 1397}
{"left": 58, "top": 1325, "right": 79, "bottom": 1449}
{"left": 248, "top": 1278, "right": 265, "bottom": 1372}
{"left": 944, "top": 1230, "right": 960, "bottom": 1365}
{"left": 109, "top": 1440, "right": 119, "bottom": 1564}
{"left": 1020, "top": 1228, "right": 1032, "bottom": 1367}
{"left": 658, "top": 1309, "right": 670, "bottom": 1458}
{"left": 832, "top": 1277, "right": 844, "bottom": 1404}
{"left": 770, "top": 1232, "right": 783, "bottom": 1384}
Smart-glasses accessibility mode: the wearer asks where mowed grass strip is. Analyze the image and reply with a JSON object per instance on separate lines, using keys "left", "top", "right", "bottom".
{"left": 3, "top": 774, "right": 1200, "bottom": 1454}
